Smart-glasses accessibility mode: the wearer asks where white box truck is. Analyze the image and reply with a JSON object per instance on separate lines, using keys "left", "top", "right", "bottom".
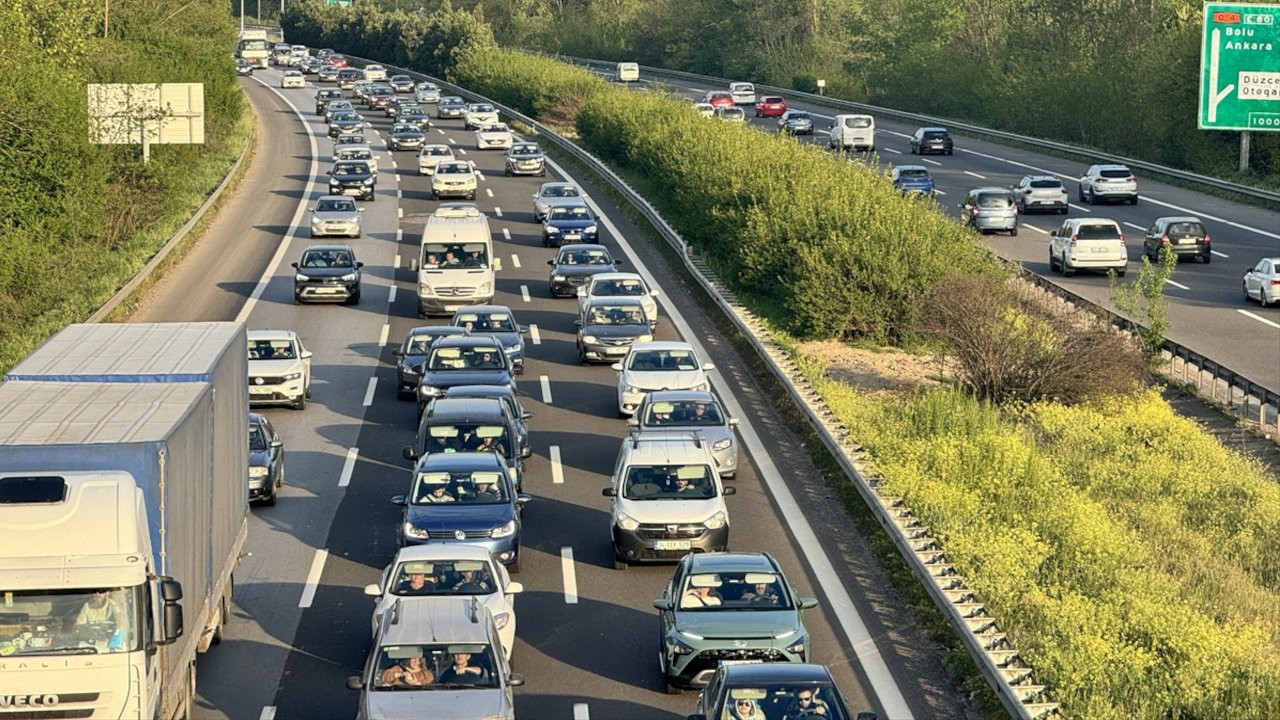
{"left": 0, "top": 322, "right": 248, "bottom": 720}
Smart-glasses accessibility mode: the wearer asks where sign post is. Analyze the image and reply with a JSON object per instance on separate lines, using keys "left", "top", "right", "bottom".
{"left": 1199, "top": 2, "right": 1280, "bottom": 170}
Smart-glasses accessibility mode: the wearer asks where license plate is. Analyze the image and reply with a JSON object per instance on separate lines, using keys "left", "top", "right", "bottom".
{"left": 1176, "top": 238, "right": 1194, "bottom": 244}
{"left": 444, "top": 304, "right": 463, "bottom": 311}
{"left": 720, "top": 660, "right": 764, "bottom": 666}
{"left": 317, "top": 287, "right": 340, "bottom": 294}
{"left": 606, "top": 347, "right": 628, "bottom": 355}
{"left": 249, "top": 387, "right": 271, "bottom": 395}
{"left": 564, "top": 233, "right": 581, "bottom": 241}
{"left": 1091, "top": 246, "right": 1108, "bottom": 253}
{"left": 653, "top": 540, "right": 692, "bottom": 551}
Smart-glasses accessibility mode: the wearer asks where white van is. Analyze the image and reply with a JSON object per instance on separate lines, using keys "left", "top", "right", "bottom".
{"left": 417, "top": 204, "right": 501, "bottom": 317}
{"left": 828, "top": 114, "right": 876, "bottom": 152}
{"left": 615, "top": 62, "right": 640, "bottom": 83}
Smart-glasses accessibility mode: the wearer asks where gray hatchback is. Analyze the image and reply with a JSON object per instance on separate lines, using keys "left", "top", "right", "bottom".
{"left": 959, "top": 188, "right": 1018, "bottom": 236}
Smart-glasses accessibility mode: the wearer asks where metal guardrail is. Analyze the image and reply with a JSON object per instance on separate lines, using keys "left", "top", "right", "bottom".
{"left": 541, "top": 51, "right": 1280, "bottom": 205}
{"left": 342, "top": 53, "right": 1061, "bottom": 720}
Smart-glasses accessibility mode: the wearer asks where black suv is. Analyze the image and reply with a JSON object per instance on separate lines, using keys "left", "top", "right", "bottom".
{"left": 327, "top": 161, "right": 376, "bottom": 201}
{"left": 1143, "top": 216, "right": 1211, "bottom": 264}
{"left": 910, "top": 127, "right": 953, "bottom": 155}
{"left": 315, "top": 88, "right": 344, "bottom": 116}
{"left": 291, "top": 244, "right": 363, "bottom": 304}
{"left": 404, "top": 397, "right": 526, "bottom": 489}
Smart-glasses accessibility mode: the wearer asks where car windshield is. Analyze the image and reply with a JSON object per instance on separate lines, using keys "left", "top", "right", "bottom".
{"left": 481, "top": 124, "right": 508, "bottom": 133}
{"left": 587, "top": 303, "right": 645, "bottom": 326}
{"left": 923, "top": 131, "right": 948, "bottom": 139}
{"left": 1076, "top": 224, "right": 1121, "bottom": 239}
{"left": 627, "top": 349, "right": 698, "bottom": 371}
{"left": 718, "top": 686, "right": 848, "bottom": 720}
{"left": 437, "top": 162, "right": 471, "bottom": 175}
{"left": 454, "top": 312, "right": 516, "bottom": 333}
{"left": 1029, "top": 179, "right": 1061, "bottom": 189}
{"left": 976, "top": 193, "right": 1012, "bottom": 208}
{"left": 542, "top": 185, "right": 580, "bottom": 198}
{"left": 720, "top": 108, "right": 744, "bottom": 118}
{"left": 0, "top": 587, "right": 145, "bottom": 657}
{"left": 422, "top": 243, "right": 489, "bottom": 269}
{"left": 469, "top": 104, "right": 494, "bottom": 112}
{"left": 371, "top": 643, "right": 500, "bottom": 690}
{"left": 403, "top": 332, "right": 453, "bottom": 355}
{"left": 622, "top": 464, "right": 716, "bottom": 500}
{"left": 426, "top": 345, "right": 505, "bottom": 371}
{"left": 316, "top": 199, "right": 355, "bottom": 212}
{"left": 843, "top": 117, "right": 872, "bottom": 128}
{"left": 393, "top": 124, "right": 419, "bottom": 134}
{"left": 762, "top": 97, "right": 783, "bottom": 103}
{"left": 336, "top": 134, "right": 367, "bottom": 146}
{"left": 301, "top": 249, "right": 354, "bottom": 268}
{"left": 899, "top": 168, "right": 929, "bottom": 179}
{"left": 642, "top": 400, "right": 723, "bottom": 427}
{"left": 333, "top": 163, "right": 369, "bottom": 176}
{"left": 389, "top": 560, "right": 497, "bottom": 597}
{"left": 557, "top": 248, "right": 611, "bottom": 265}
{"left": 419, "top": 424, "right": 512, "bottom": 456}
{"left": 788, "top": 112, "right": 810, "bottom": 120}
{"left": 423, "top": 146, "right": 452, "bottom": 157}
{"left": 410, "top": 468, "right": 510, "bottom": 505}
{"left": 593, "top": 278, "right": 647, "bottom": 297}
{"left": 332, "top": 112, "right": 357, "bottom": 122}
{"left": 678, "top": 570, "right": 792, "bottom": 610}
{"left": 1167, "top": 222, "right": 1204, "bottom": 235}
{"left": 549, "top": 207, "right": 592, "bottom": 221}
{"left": 511, "top": 145, "right": 539, "bottom": 156}
{"left": 249, "top": 423, "right": 268, "bottom": 451}
{"left": 248, "top": 339, "right": 296, "bottom": 360}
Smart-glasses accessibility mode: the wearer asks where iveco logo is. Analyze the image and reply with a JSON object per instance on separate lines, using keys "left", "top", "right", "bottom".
{"left": 455, "top": 530, "right": 467, "bottom": 540}
{"left": 254, "top": 377, "right": 265, "bottom": 385}
{"left": 0, "top": 695, "right": 60, "bottom": 708}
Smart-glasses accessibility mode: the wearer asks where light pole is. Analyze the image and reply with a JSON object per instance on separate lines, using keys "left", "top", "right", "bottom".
{"left": 240, "top": 0, "right": 245, "bottom": 33}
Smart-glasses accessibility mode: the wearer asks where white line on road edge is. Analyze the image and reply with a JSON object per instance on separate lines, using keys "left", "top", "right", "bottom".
{"left": 494, "top": 207, "right": 504, "bottom": 217}
{"left": 394, "top": 253, "right": 402, "bottom": 268}
{"left": 1238, "top": 309, "right": 1280, "bottom": 329}
{"left": 550, "top": 445, "right": 564, "bottom": 483}
{"left": 298, "top": 549, "right": 328, "bottom": 608}
{"left": 458, "top": 148, "right": 468, "bottom": 156}
{"left": 1023, "top": 224, "right": 1047, "bottom": 234}
{"left": 511, "top": 254, "right": 522, "bottom": 268}
{"left": 363, "top": 378, "right": 377, "bottom": 406}
{"left": 882, "top": 147, "right": 902, "bottom": 154}
{"left": 437, "top": 128, "right": 447, "bottom": 135}
{"left": 503, "top": 228, "right": 512, "bottom": 240}
{"left": 963, "top": 170, "right": 987, "bottom": 179}
{"left": 572, "top": 702, "right": 589, "bottom": 720}
{"left": 379, "top": 323, "right": 390, "bottom": 346}
{"left": 529, "top": 323, "right": 541, "bottom": 344}
{"left": 398, "top": 207, "right": 403, "bottom": 219}
{"left": 1212, "top": 249, "right": 1230, "bottom": 258}
{"left": 1164, "top": 279, "right": 1190, "bottom": 290}
{"left": 397, "top": 229, "right": 403, "bottom": 243}
{"left": 1067, "top": 203, "right": 1092, "bottom": 213}
{"left": 919, "top": 158, "right": 942, "bottom": 166}
{"left": 934, "top": 189, "right": 947, "bottom": 196}
{"left": 388, "top": 284, "right": 397, "bottom": 303}
{"left": 553, "top": 156, "right": 915, "bottom": 718}
{"left": 235, "top": 79, "right": 321, "bottom": 324}
{"left": 520, "top": 285, "right": 531, "bottom": 302}
{"left": 396, "top": 188, "right": 402, "bottom": 199}
{"left": 540, "top": 375, "right": 553, "bottom": 404}
{"left": 1123, "top": 222, "right": 1146, "bottom": 232}
{"left": 338, "top": 447, "right": 359, "bottom": 487}
{"left": 486, "top": 188, "right": 494, "bottom": 198}
{"left": 259, "top": 707, "right": 277, "bottom": 720}
{"left": 561, "top": 547, "right": 578, "bottom": 604}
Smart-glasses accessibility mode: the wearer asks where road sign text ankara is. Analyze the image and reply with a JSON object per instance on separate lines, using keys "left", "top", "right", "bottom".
{"left": 1199, "top": 2, "right": 1280, "bottom": 131}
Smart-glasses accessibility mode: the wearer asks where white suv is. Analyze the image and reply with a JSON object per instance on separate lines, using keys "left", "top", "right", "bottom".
{"left": 612, "top": 341, "right": 714, "bottom": 417}
{"left": 1079, "top": 164, "right": 1138, "bottom": 205}
{"left": 463, "top": 103, "right": 499, "bottom": 130}
{"left": 247, "top": 330, "right": 313, "bottom": 410}
{"left": 602, "top": 435, "right": 736, "bottom": 568}
{"left": 1049, "top": 218, "right": 1128, "bottom": 277}
{"left": 728, "top": 82, "right": 756, "bottom": 105}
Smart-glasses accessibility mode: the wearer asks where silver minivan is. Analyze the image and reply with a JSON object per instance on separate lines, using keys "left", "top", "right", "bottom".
{"left": 959, "top": 188, "right": 1018, "bottom": 236}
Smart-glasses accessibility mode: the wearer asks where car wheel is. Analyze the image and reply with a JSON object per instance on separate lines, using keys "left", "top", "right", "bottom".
{"left": 1048, "top": 250, "right": 1059, "bottom": 272}
{"left": 1009, "top": 227, "right": 1018, "bottom": 237}
{"left": 505, "top": 168, "right": 511, "bottom": 177}
{"left": 347, "top": 291, "right": 360, "bottom": 306}
{"left": 431, "top": 189, "right": 438, "bottom": 200}
{"left": 612, "top": 553, "right": 627, "bottom": 571}
{"left": 292, "top": 394, "right": 306, "bottom": 411}
{"left": 1062, "top": 259, "right": 1075, "bottom": 277}
{"left": 1130, "top": 196, "right": 1139, "bottom": 205}
{"left": 1201, "top": 252, "right": 1211, "bottom": 264}
{"left": 305, "top": 383, "right": 312, "bottom": 399}
{"left": 1261, "top": 291, "right": 1272, "bottom": 309}
{"left": 1060, "top": 206, "right": 1069, "bottom": 215}
{"left": 1078, "top": 185, "right": 1086, "bottom": 202}
{"left": 262, "top": 484, "right": 277, "bottom": 507}
{"left": 1116, "top": 268, "right": 1126, "bottom": 277}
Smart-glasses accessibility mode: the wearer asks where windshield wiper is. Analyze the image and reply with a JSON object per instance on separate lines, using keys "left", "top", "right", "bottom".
{"left": 27, "top": 646, "right": 100, "bottom": 655}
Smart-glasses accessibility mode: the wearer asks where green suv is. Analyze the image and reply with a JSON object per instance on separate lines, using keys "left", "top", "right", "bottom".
{"left": 653, "top": 552, "right": 817, "bottom": 692}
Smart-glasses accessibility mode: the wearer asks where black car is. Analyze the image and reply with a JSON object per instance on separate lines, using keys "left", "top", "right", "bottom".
{"left": 248, "top": 413, "right": 284, "bottom": 506}
{"left": 236, "top": 58, "right": 253, "bottom": 76}
{"left": 504, "top": 142, "right": 546, "bottom": 177}
{"left": 393, "top": 326, "right": 470, "bottom": 400}
{"left": 400, "top": 108, "right": 432, "bottom": 131}
{"left": 577, "top": 297, "right": 652, "bottom": 364}
{"left": 388, "top": 122, "right": 426, "bottom": 151}
{"left": 389, "top": 74, "right": 415, "bottom": 93}
{"left": 416, "top": 336, "right": 518, "bottom": 408}
{"left": 315, "top": 88, "right": 344, "bottom": 116}
{"left": 291, "top": 244, "right": 364, "bottom": 304}
{"left": 910, "top": 127, "right": 953, "bottom": 155}
{"left": 777, "top": 110, "right": 814, "bottom": 135}
{"left": 328, "top": 112, "right": 365, "bottom": 138}
{"left": 1144, "top": 216, "right": 1211, "bottom": 263}
{"left": 423, "top": 384, "right": 532, "bottom": 459}
{"left": 318, "top": 65, "right": 340, "bottom": 83}
{"left": 404, "top": 397, "right": 526, "bottom": 488}
{"left": 689, "top": 663, "right": 870, "bottom": 720}
{"left": 437, "top": 96, "right": 467, "bottom": 119}
{"left": 547, "top": 244, "right": 623, "bottom": 298}
{"left": 327, "top": 160, "right": 376, "bottom": 201}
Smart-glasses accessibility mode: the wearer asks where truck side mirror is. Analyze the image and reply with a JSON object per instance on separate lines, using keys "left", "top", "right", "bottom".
{"left": 158, "top": 576, "right": 184, "bottom": 645}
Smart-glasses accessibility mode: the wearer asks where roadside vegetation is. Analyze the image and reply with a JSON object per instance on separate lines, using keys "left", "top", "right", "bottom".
{"left": 0, "top": 0, "right": 248, "bottom": 372}
{"left": 276, "top": 4, "right": 1280, "bottom": 714}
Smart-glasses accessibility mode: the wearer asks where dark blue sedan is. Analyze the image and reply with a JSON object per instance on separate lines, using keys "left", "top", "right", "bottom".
{"left": 542, "top": 204, "right": 599, "bottom": 247}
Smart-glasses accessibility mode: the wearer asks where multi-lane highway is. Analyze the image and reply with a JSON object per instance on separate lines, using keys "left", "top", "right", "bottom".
{"left": 123, "top": 66, "right": 978, "bottom": 719}
{"left": 641, "top": 76, "right": 1279, "bottom": 393}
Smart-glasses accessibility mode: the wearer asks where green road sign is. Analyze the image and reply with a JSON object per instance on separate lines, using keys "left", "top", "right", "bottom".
{"left": 1199, "top": 2, "right": 1280, "bottom": 131}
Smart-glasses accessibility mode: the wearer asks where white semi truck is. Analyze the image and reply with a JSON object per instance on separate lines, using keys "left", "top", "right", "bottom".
{"left": 0, "top": 322, "right": 248, "bottom": 720}
{"left": 237, "top": 29, "right": 270, "bottom": 69}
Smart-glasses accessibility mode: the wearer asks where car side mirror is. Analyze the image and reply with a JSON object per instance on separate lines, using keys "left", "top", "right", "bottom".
{"left": 392, "top": 348, "right": 403, "bottom": 356}
{"left": 521, "top": 410, "right": 533, "bottom": 420}
{"left": 506, "top": 581, "right": 524, "bottom": 595}
{"left": 652, "top": 598, "right": 671, "bottom": 611}
{"left": 574, "top": 320, "right": 582, "bottom": 327}
{"left": 649, "top": 289, "right": 660, "bottom": 297}
{"left": 357, "top": 207, "right": 366, "bottom": 212}
{"left": 856, "top": 713, "right": 878, "bottom": 720}
{"left": 728, "top": 418, "right": 740, "bottom": 427}
{"left": 610, "top": 362, "right": 623, "bottom": 371}
{"left": 546, "top": 260, "right": 555, "bottom": 267}
{"left": 345, "top": 676, "right": 364, "bottom": 691}
{"left": 301, "top": 350, "right": 313, "bottom": 359}
{"left": 626, "top": 416, "right": 638, "bottom": 426}
{"left": 798, "top": 597, "right": 819, "bottom": 610}
{"left": 363, "top": 583, "right": 381, "bottom": 597}
{"left": 271, "top": 439, "right": 284, "bottom": 448}
{"left": 702, "top": 363, "right": 715, "bottom": 371}
{"left": 390, "top": 495, "right": 407, "bottom": 506}
{"left": 723, "top": 485, "right": 737, "bottom": 495}
{"left": 290, "top": 262, "right": 299, "bottom": 269}
{"left": 508, "top": 673, "right": 526, "bottom": 687}
{"left": 493, "top": 257, "right": 502, "bottom": 271}
{"left": 601, "top": 486, "right": 616, "bottom": 497}
{"left": 327, "top": 170, "right": 334, "bottom": 175}
{"left": 517, "top": 493, "right": 532, "bottom": 505}
{"left": 402, "top": 446, "right": 417, "bottom": 461}
{"left": 576, "top": 287, "right": 587, "bottom": 297}
{"left": 356, "top": 261, "right": 364, "bottom": 268}
{"left": 613, "top": 259, "right": 623, "bottom": 265}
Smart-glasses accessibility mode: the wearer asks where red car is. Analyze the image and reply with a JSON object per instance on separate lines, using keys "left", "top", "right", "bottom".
{"left": 705, "top": 91, "right": 734, "bottom": 109}
{"left": 326, "top": 54, "right": 349, "bottom": 68}
{"left": 754, "top": 96, "right": 787, "bottom": 117}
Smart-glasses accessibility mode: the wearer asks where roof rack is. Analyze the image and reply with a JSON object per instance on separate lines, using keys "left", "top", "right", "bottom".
{"left": 434, "top": 203, "right": 481, "bottom": 219}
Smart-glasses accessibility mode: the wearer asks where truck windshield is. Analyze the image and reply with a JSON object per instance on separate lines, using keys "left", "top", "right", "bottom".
{"left": 0, "top": 587, "right": 144, "bottom": 656}
{"left": 422, "top": 243, "right": 490, "bottom": 269}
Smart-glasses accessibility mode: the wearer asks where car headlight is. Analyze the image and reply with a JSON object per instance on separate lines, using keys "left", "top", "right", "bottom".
{"left": 249, "top": 466, "right": 270, "bottom": 478}
{"left": 536, "top": 203, "right": 549, "bottom": 214}
{"left": 294, "top": 274, "right": 310, "bottom": 282}
{"left": 363, "top": 177, "right": 375, "bottom": 185}
{"left": 677, "top": 628, "right": 704, "bottom": 641}
{"left": 418, "top": 385, "right": 442, "bottom": 397}
{"left": 282, "top": 371, "right": 303, "bottom": 381}
{"left": 477, "top": 282, "right": 491, "bottom": 295}
{"left": 491, "top": 519, "right": 516, "bottom": 538}
{"left": 616, "top": 512, "right": 640, "bottom": 531}
{"left": 503, "top": 345, "right": 520, "bottom": 355}
{"left": 666, "top": 635, "right": 695, "bottom": 655}
{"left": 625, "top": 386, "right": 643, "bottom": 395}
{"left": 703, "top": 511, "right": 727, "bottom": 530}
{"left": 637, "top": 335, "right": 653, "bottom": 343}
{"left": 785, "top": 636, "right": 807, "bottom": 655}
{"left": 340, "top": 273, "right": 358, "bottom": 282}
{"left": 712, "top": 438, "right": 733, "bottom": 452}
{"left": 585, "top": 225, "right": 598, "bottom": 234}
{"left": 493, "top": 611, "right": 511, "bottom": 630}
{"left": 545, "top": 225, "right": 561, "bottom": 233}
{"left": 582, "top": 335, "right": 598, "bottom": 345}
{"left": 402, "top": 522, "right": 430, "bottom": 539}
{"left": 552, "top": 274, "right": 566, "bottom": 281}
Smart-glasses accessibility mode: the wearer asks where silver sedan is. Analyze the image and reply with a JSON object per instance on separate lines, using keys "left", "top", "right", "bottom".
{"left": 309, "top": 195, "right": 364, "bottom": 238}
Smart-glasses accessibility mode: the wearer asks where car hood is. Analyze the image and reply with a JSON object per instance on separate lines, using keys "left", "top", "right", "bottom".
{"left": 248, "top": 358, "right": 304, "bottom": 374}
{"left": 546, "top": 218, "right": 596, "bottom": 231}
{"left": 392, "top": 130, "right": 425, "bottom": 139}
{"left": 674, "top": 608, "right": 801, "bottom": 640}
{"left": 312, "top": 210, "right": 360, "bottom": 223}
{"left": 620, "top": 497, "right": 721, "bottom": 524}
{"left": 583, "top": 324, "right": 649, "bottom": 340}
{"left": 509, "top": 154, "right": 544, "bottom": 163}
{"left": 472, "top": 331, "right": 522, "bottom": 352}
{"left": 634, "top": 426, "right": 731, "bottom": 445}
{"left": 622, "top": 369, "right": 706, "bottom": 391}
{"left": 332, "top": 172, "right": 373, "bottom": 182}
{"left": 406, "top": 502, "right": 515, "bottom": 531}
{"left": 296, "top": 266, "right": 357, "bottom": 279}
{"left": 539, "top": 197, "right": 584, "bottom": 210}
{"left": 248, "top": 449, "right": 272, "bottom": 467}
{"left": 364, "top": 688, "right": 506, "bottom": 720}
{"left": 552, "top": 265, "right": 614, "bottom": 279}
{"left": 399, "top": 355, "right": 429, "bottom": 373}
{"left": 421, "top": 369, "right": 514, "bottom": 390}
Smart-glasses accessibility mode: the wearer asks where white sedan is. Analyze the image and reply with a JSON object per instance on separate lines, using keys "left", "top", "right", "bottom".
{"left": 475, "top": 122, "right": 514, "bottom": 150}
{"left": 612, "top": 341, "right": 714, "bottom": 417}
{"left": 1243, "top": 257, "right": 1280, "bottom": 308}
{"left": 280, "top": 70, "right": 305, "bottom": 89}
{"left": 417, "top": 144, "right": 455, "bottom": 175}
{"left": 363, "top": 64, "right": 387, "bottom": 81}
{"left": 363, "top": 545, "right": 523, "bottom": 660}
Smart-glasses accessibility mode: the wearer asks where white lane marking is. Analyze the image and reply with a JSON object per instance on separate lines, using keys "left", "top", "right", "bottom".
{"left": 494, "top": 207, "right": 503, "bottom": 217}
{"left": 388, "top": 284, "right": 397, "bottom": 303}
{"left": 396, "top": 188, "right": 402, "bottom": 199}
{"left": 689, "top": 87, "right": 706, "bottom": 93}
{"left": 298, "top": 549, "right": 328, "bottom": 608}
{"left": 458, "top": 148, "right": 468, "bottom": 156}
{"left": 520, "top": 284, "right": 531, "bottom": 302}
{"left": 882, "top": 147, "right": 902, "bottom": 154}
{"left": 362, "top": 378, "right": 377, "bottom": 406}
{"left": 502, "top": 228, "right": 512, "bottom": 240}
{"left": 511, "top": 254, "right": 521, "bottom": 268}
{"left": 540, "top": 374, "right": 552, "bottom": 404}
{"left": 437, "top": 128, "right": 447, "bottom": 135}
{"left": 552, "top": 155, "right": 915, "bottom": 718}
{"left": 259, "top": 708, "right": 276, "bottom": 720}
{"left": 1239, "top": 309, "right": 1280, "bottom": 329}
{"left": 934, "top": 189, "right": 947, "bottom": 196}
{"left": 550, "top": 445, "right": 564, "bottom": 484}
{"left": 561, "top": 546, "right": 578, "bottom": 604}
{"left": 529, "top": 323, "right": 540, "bottom": 344}
{"left": 1068, "top": 202, "right": 1092, "bottom": 213}
{"left": 486, "top": 188, "right": 494, "bottom": 198}
{"left": 389, "top": 159, "right": 396, "bottom": 169}
{"left": 338, "top": 447, "right": 359, "bottom": 487}
{"left": 397, "top": 207, "right": 403, "bottom": 219}
{"left": 394, "top": 253, "right": 402, "bottom": 267}
{"left": 1123, "top": 222, "right": 1146, "bottom": 232}
{"left": 1023, "top": 223, "right": 1047, "bottom": 234}
{"left": 235, "top": 79, "right": 321, "bottom": 324}
{"left": 883, "top": 129, "right": 912, "bottom": 139}
{"left": 1211, "top": 249, "right": 1230, "bottom": 258}
{"left": 397, "top": 229, "right": 404, "bottom": 243}
{"left": 447, "top": 136, "right": 456, "bottom": 144}
{"left": 963, "top": 170, "right": 987, "bottom": 179}
{"left": 1164, "top": 279, "right": 1190, "bottom": 290}
{"left": 572, "top": 703, "right": 589, "bottom": 720}
{"left": 379, "top": 323, "right": 390, "bottom": 346}
{"left": 919, "top": 157, "right": 942, "bottom": 166}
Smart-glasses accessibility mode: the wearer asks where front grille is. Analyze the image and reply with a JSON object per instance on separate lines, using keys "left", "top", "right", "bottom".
{"left": 434, "top": 287, "right": 475, "bottom": 297}
{"left": 637, "top": 524, "right": 705, "bottom": 539}
{"left": 564, "top": 276, "right": 589, "bottom": 286}
{"left": 251, "top": 375, "right": 288, "bottom": 385}
{"left": 599, "top": 337, "right": 637, "bottom": 346}
{"left": 425, "top": 529, "right": 491, "bottom": 539}
{"left": 699, "top": 648, "right": 787, "bottom": 662}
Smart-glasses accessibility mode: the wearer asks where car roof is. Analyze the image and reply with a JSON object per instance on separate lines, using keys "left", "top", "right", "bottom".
{"left": 453, "top": 304, "right": 516, "bottom": 315}
{"left": 1021, "top": 174, "right": 1059, "bottom": 182}
{"left": 540, "top": 181, "right": 577, "bottom": 190}
{"left": 423, "top": 397, "right": 506, "bottom": 420}
{"left": 971, "top": 187, "right": 1013, "bottom": 195}
{"left": 407, "top": 325, "right": 468, "bottom": 339}
{"left": 377, "top": 596, "right": 494, "bottom": 646}
{"left": 433, "top": 335, "right": 504, "bottom": 349}
{"left": 248, "top": 412, "right": 267, "bottom": 425}
{"left": 1094, "top": 164, "right": 1130, "bottom": 171}
{"left": 894, "top": 165, "right": 928, "bottom": 173}
{"left": 688, "top": 552, "right": 778, "bottom": 574}
{"left": 586, "top": 295, "right": 645, "bottom": 308}
{"left": 623, "top": 436, "right": 714, "bottom": 464}
{"left": 415, "top": 451, "right": 505, "bottom": 472}
{"left": 918, "top": 126, "right": 948, "bottom": 132}
{"left": 393, "top": 543, "right": 493, "bottom": 564}
{"left": 719, "top": 662, "right": 836, "bottom": 684}
{"left": 643, "top": 389, "right": 719, "bottom": 404}
{"left": 557, "top": 243, "right": 609, "bottom": 254}
{"left": 1154, "top": 215, "right": 1201, "bottom": 224}
{"left": 248, "top": 329, "right": 296, "bottom": 340}
{"left": 629, "top": 340, "right": 695, "bottom": 352}
{"left": 444, "top": 384, "right": 517, "bottom": 399}
{"left": 301, "top": 243, "right": 355, "bottom": 253}
{"left": 316, "top": 194, "right": 357, "bottom": 202}
{"left": 590, "top": 272, "right": 644, "bottom": 283}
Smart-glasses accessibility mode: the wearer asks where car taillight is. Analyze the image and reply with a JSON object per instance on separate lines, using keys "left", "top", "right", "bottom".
{"left": 1118, "top": 233, "right": 1125, "bottom": 244}
{"left": 1125, "top": 176, "right": 1135, "bottom": 182}
{"left": 1271, "top": 278, "right": 1280, "bottom": 285}
{"left": 1203, "top": 235, "right": 1210, "bottom": 245}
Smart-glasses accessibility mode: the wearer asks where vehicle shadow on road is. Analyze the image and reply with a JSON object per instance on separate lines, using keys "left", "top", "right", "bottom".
{"left": 515, "top": 694, "right": 687, "bottom": 720}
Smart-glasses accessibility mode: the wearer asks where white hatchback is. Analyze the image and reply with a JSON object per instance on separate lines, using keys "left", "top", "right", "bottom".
{"left": 280, "top": 70, "right": 305, "bottom": 89}
{"left": 417, "top": 144, "right": 455, "bottom": 175}
{"left": 475, "top": 123, "right": 514, "bottom": 150}
{"left": 729, "top": 82, "right": 756, "bottom": 105}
